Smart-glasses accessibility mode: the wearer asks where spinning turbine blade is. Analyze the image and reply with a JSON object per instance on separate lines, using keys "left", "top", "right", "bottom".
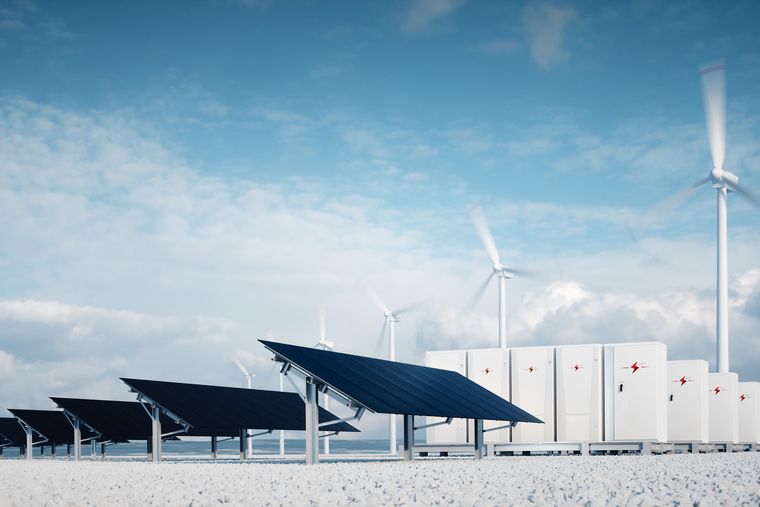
{"left": 734, "top": 182, "right": 760, "bottom": 210}
{"left": 374, "top": 319, "right": 388, "bottom": 358}
{"left": 700, "top": 60, "right": 726, "bottom": 170}
{"left": 392, "top": 296, "right": 432, "bottom": 316}
{"left": 356, "top": 279, "right": 389, "bottom": 313}
{"left": 633, "top": 177, "right": 711, "bottom": 232}
{"left": 468, "top": 204, "right": 500, "bottom": 265}
{"left": 467, "top": 271, "right": 495, "bottom": 310}
{"left": 231, "top": 355, "right": 249, "bottom": 377}
{"left": 264, "top": 329, "right": 275, "bottom": 341}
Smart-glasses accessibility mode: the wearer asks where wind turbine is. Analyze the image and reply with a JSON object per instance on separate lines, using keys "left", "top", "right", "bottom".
{"left": 467, "top": 203, "right": 531, "bottom": 349}
{"left": 356, "top": 279, "right": 429, "bottom": 454}
{"left": 231, "top": 353, "right": 255, "bottom": 458}
{"left": 313, "top": 299, "right": 333, "bottom": 455}
{"left": 264, "top": 328, "right": 286, "bottom": 456}
{"left": 632, "top": 61, "right": 760, "bottom": 373}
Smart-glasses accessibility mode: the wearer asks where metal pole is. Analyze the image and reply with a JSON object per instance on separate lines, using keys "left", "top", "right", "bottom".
{"left": 403, "top": 414, "right": 414, "bottom": 462}
{"left": 389, "top": 319, "right": 396, "bottom": 454}
{"left": 473, "top": 419, "right": 484, "bottom": 460}
{"left": 74, "top": 419, "right": 81, "bottom": 461}
{"left": 151, "top": 404, "right": 161, "bottom": 463}
{"left": 101, "top": 443, "right": 106, "bottom": 459}
{"left": 211, "top": 436, "right": 217, "bottom": 459}
{"left": 279, "top": 372, "right": 285, "bottom": 456}
{"left": 25, "top": 425, "right": 32, "bottom": 461}
{"left": 51, "top": 443, "right": 56, "bottom": 459}
{"left": 147, "top": 436, "right": 152, "bottom": 460}
{"left": 91, "top": 440, "right": 96, "bottom": 459}
{"left": 305, "top": 379, "right": 318, "bottom": 465}
{"left": 717, "top": 187, "right": 729, "bottom": 373}
{"left": 247, "top": 376, "right": 253, "bottom": 459}
{"left": 499, "top": 274, "right": 507, "bottom": 349}
{"left": 323, "top": 393, "right": 330, "bottom": 455}
{"left": 239, "top": 429, "right": 246, "bottom": 460}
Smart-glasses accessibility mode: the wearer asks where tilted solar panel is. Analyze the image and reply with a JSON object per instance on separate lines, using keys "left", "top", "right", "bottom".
{"left": 0, "top": 417, "right": 27, "bottom": 446}
{"left": 120, "top": 378, "right": 359, "bottom": 433}
{"left": 50, "top": 398, "right": 238, "bottom": 441}
{"left": 260, "top": 340, "right": 543, "bottom": 423}
{"left": 7, "top": 409, "right": 98, "bottom": 444}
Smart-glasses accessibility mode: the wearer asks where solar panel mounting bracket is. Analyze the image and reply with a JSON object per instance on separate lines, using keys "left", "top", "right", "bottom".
{"left": 483, "top": 421, "right": 518, "bottom": 433}
{"left": 135, "top": 393, "right": 192, "bottom": 433}
{"left": 317, "top": 406, "right": 365, "bottom": 428}
{"left": 61, "top": 409, "right": 102, "bottom": 439}
{"left": 413, "top": 416, "right": 453, "bottom": 431}
{"left": 249, "top": 429, "right": 274, "bottom": 438}
{"left": 16, "top": 419, "right": 48, "bottom": 444}
{"left": 319, "top": 432, "right": 338, "bottom": 438}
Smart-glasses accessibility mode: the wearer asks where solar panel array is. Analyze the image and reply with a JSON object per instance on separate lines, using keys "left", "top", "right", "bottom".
{"left": 7, "top": 409, "right": 98, "bottom": 445}
{"left": 261, "top": 340, "right": 543, "bottom": 423}
{"left": 0, "top": 417, "right": 27, "bottom": 447}
{"left": 121, "top": 378, "right": 359, "bottom": 433}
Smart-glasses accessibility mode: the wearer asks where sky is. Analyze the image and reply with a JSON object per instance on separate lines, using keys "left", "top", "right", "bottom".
{"left": 1, "top": 0, "right": 759, "bottom": 440}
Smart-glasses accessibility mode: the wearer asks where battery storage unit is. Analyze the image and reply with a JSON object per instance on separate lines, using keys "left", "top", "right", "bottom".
{"left": 555, "top": 344, "right": 603, "bottom": 442}
{"left": 511, "top": 346, "right": 555, "bottom": 442}
{"left": 738, "top": 382, "right": 760, "bottom": 444}
{"left": 604, "top": 342, "right": 667, "bottom": 442}
{"left": 425, "top": 350, "right": 468, "bottom": 443}
{"left": 708, "top": 372, "right": 739, "bottom": 444}
{"left": 467, "top": 348, "right": 510, "bottom": 443}
{"left": 667, "top": 360, "right": 709, "bottom": 443}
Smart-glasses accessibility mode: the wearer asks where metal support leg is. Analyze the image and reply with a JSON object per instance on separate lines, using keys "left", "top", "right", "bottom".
{"left": 239, "top": 429, "right": 246, "bottom": 460}
{"left": 40, "top": 445, "right": 44, "bottom": 458}
{"left": 91, "top": 440, "right": 96, "bottom": 459}
{"left": 211, "top": 436, "right": 217, "bottom": 459}
{"left": 25, "top": 425, "right": 33, "bottom": 461}
{"left": 305, "top": 380, "right": 319, "bottom": 465}
{"left": 642, "top": 441, "right": 652, "bottom": 455}
{"left": 73, "top": 419, "right": 81, "bottom": 461}
{"left": 67, "top": 443, "right": 71, "bottom": 458}
{"left": 147, "top": 438, "right": 152, "bottom": 460}
{"left": 101, "top": 443, "right": 106, "bottom": 458}
{"left": 403, "top": 414, "right": 414, "bottom": 462}
{"left": 20, "top": 445, "right": 25, "bottom": 459}
{"left": 51, "top": 444, "right": 56, "bottom": 459}
{"left": 151, "top": 405, "right": 161, "bottom": 463}
{"left": 280, "top": 372, "right": 285, "bottom": 456}
{"left": 473, "top": 419, "right": 484, "bottom": 460}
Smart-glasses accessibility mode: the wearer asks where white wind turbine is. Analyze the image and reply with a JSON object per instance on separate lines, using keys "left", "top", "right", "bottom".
{"left": 264, "top": 328, "right": 286, "bottom": 456}
{"left": 313, "top": 299, "right": 334, "bottom": 455}
{"left": 231, "top": 353, "right": 255, "bottom": 458}
{"left": 356, "top": 279, "right": 429, "bottom": 454}
{"left": 635, "top": 61, "right": 760, "bottom": 374}
{"left": 467, "top": 203, "right": 532, "bottom": 349}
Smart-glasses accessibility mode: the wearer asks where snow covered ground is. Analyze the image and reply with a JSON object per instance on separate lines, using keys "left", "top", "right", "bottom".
{"left": 1, "top": 453, "right": 759, "bottom": 506}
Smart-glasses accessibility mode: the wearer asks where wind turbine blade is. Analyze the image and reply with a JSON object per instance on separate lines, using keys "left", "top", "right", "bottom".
{"left": 373, "top": 319, "right": 388, "bottom": 358}
{"left": 634, "top": 177, "right": 710, "bottom": 231}
{"left": 356, "top": 279, "right": 389, "bottom": 313}
{"left": 467, "top": 204, "right": 500, "bottom": 265}
{"left": 700, "top": 60, "right": 726, "bottom": 170}
{"left": 264, "top": 329, "right": 275, "bottom": 341}
{"left": 324, "top": 340, "right": 334, "bottom": 349}
{"left": 392, "top": 296, "right": 433, "bottom": 316}
{"left": 466, "top": 271, "right": 495, "bottom": 310}
{"left": 231, "top": 355, "right": 249, "bottom": 377}
{"left": 733, "top": 181, "right": 760, "bottom": 210}
{"left": 318, "top": 299, "right": 326, "bottom": 343}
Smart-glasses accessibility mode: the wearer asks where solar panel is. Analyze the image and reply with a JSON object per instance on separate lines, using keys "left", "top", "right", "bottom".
{"left": 0, "top": 417, "right": 27, "bottom": 447}
{"left": 50, "top": 398, "right": 238, "bottom": 441}
{"left": 7, "top": 409, "right": 98, "bottom": 445}
{"left": 260, "top": 340, "right": 543, "bottom": 423}
{"left": 120, "top": 378, "right": 359, "bottom": 433}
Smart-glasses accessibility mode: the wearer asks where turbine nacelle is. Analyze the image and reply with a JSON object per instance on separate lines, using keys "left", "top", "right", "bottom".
{"left": 493, "top": 263, "right": 514, "bottom": 278}
{"left": 710, "top": 167, "right": 738, "bottom": 191}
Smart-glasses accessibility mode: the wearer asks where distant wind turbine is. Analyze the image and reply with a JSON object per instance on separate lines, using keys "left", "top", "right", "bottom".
{"left": 230, "top": 353, "right": 255, "bottom": 458}
{"left": 314, "top": 299, "right": 333, "bottom": 455}
{"left": 356, "top": 279, "right": 429, "bottom": 454}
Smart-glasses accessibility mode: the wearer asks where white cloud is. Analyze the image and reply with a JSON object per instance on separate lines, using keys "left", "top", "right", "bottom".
{"left": 522, "top": 2, "right": 577, "bottom": 71}
{"left": 402, "top": 0, "right": 470, "bottom": 33}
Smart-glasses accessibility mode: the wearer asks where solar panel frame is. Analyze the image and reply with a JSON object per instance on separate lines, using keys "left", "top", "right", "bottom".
{"left": 7, "top": 409, "right": 99, "bottom": 444}
{"left": 120, "top": 378, "right": 359, "bottom": 433}
{"left": 260, "top": 340, "right": 543, "bottom": 423}
{"left": 0, "top": 417, "right": 27, "bottom": 447}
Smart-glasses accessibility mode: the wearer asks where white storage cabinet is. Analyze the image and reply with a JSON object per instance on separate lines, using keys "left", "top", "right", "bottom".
{"left": 667, "top": 360, "right": 709, "bottom": 443}
{"left": 555, "top": 344, "right": 603, "bottom": 442}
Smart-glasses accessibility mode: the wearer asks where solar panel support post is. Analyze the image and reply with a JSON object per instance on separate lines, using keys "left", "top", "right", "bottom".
{"left": 74, "top": 419, "right": 81, "bottom": 461}
{"left": 403, "top": 414, "right": 414, "bottom": 461}
{"left": 211, "top": 436, "right": 217, "bottom": 459}
{"left": 51, "top": 443, "right": 56, "bottom": 459}
{"left": 91, "top": 439, "right": 96, "bottom": 459}
{"left": 239, "top": 429, "right": 246, "bottom": 460}
{"left": 21, "top": 421, "right": 33, "bottom": 461}
{"left": 305, "top": 379, "right": 319, "bottom": 465}
{"left": 473, "top": 419, "right": 484, "bottom": 460}
{"left": 151, "top": 404, "right": 161, "bottom": 463}
{"left": 67, "top": 443, "right": 70, "bottom": 458}
{"left": 147, "top": 436, "right": 152, "bottom": 460}
{"left": 279, "top": 372, "right": 285, "bottom": 456}
{"left": 101, "top": 442, "right": 106, "bottom": 458}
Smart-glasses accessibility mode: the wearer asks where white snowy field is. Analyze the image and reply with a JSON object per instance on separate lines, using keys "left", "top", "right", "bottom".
{"left": 1, "top": 453, "right": 760, "bottom": 506}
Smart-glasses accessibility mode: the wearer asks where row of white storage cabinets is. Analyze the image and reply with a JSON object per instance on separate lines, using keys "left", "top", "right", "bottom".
{"left": 425, "top": 342, "right": 760, "bottom": 444}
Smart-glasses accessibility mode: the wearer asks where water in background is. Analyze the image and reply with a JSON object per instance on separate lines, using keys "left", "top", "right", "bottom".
{"left": 2, "top": 439, "right": 400, "bottom": 458}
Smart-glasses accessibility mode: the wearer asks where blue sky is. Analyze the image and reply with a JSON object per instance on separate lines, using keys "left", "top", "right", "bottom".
{"left": 1, "top": 0, "right": 759, "bottom": 439}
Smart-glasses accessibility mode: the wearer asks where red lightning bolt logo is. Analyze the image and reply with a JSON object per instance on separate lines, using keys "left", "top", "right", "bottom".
{"left": 527, "top": 366, "right": 535, "bottom": 373}
{"left": 712, "top": 387, "right": 723, "bottom": 395}
{"left": 623, "top": 361, "right": 648, "bottom": 373}
{"left": 483, "top": 368, "right": 491, "bottom": 374}
{"left": 741, "top": 394, "right": 748, "bottom": 401}
{"left": 573, "top": 364, "right": 580, "bottom": 371}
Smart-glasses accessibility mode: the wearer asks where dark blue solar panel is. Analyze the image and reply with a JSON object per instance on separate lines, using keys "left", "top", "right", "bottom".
{"left": 50, "top": 398, "right": 235, "bottom": 441}
{"left": 7, "top": 409, "right": 98, "bottom": 444}
{"left": 0, "top": 417, "right": 27, "bottom": 446}
{"left": 260, "top": 340, "right": 543, "bottom": 423}
{"left": 120, "top": 378, "right": 359, "bottom": 433}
